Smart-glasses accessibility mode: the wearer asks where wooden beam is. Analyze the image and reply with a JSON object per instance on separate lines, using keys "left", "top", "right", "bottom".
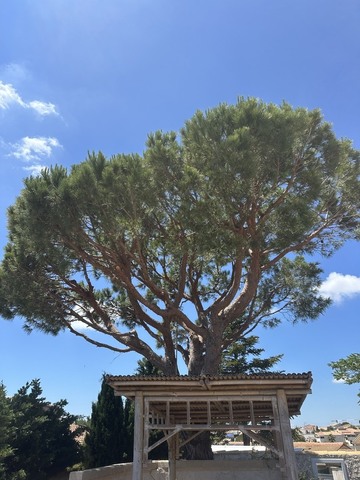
{"left": 147, "top": 423, "right": 276, "bottom": 431}
{"left": 237, "top": 426, "right": 279, "bottom": 456}
{"left": 146, "top": 427, "right": 181, "bottom": 454}
{"left": 178, "top": 430, "right": 203, "bottom": 448}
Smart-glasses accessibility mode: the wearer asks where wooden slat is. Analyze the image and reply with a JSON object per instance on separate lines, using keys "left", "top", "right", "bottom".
{"left": 250, "top": 401, "right": 256, "bottom": 425}
{"left": 229, "top": 400, "right": 234, "bottom": 424}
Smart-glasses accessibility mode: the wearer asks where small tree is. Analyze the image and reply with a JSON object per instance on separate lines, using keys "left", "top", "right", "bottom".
{"left": 220, "top": 335, "right": 282, "bottom": 374}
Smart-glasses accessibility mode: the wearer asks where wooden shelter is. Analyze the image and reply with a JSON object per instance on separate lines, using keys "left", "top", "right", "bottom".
{"left": 107, "top": 372, "right": 312, "bottom": 480}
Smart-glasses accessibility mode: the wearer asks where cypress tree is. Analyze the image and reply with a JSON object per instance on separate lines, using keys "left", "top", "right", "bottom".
{"left": 84, "top": 375, "right": 126, "bottom": 468}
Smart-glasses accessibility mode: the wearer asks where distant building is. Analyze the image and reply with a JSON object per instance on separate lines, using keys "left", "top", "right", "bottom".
{"left": 315, "top": 428, "right": 359, "bottom": 445}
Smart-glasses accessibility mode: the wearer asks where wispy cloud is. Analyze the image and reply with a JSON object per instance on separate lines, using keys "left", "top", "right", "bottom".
{"left": 0, "top": 63, "right": 30, "bottom": 84}
{"left": 10, "top": 136, "right": 62, "bottom": 162}
{"left": 0, "top": 80, "right": 59, "bottom": 116}
{"left": 332, "top": 378, "right": 346, "bottom": 384}
{"left": 0, "top": 81, "right": 25, "bottom": 109}
{"left": 319, "top": 272, "right": 360, "bottom": 303}
{"left": 22, "top": 164, "right": 48, "bottom": 176}
{"left": 28, "top": 100, "right": 58, "bottom": 116}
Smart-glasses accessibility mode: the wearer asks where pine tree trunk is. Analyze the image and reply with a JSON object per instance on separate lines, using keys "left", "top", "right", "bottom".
{"left": 182, "top": 431, "right": 214, "bottom": 460}
{"left": 183, "top": 332, "right": 222, "bottom": 460}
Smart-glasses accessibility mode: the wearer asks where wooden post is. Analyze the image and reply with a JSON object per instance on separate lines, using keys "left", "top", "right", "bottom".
{"left": 271, "top": 397, "right": 283, "bottom": 462}
{"left": 132, "top": 393, "right": 144, "bottom": 480}
{"left": 168, "top": 434, "right": 177, "bottom": 480}
{"left": 276, "top": 389, "right": 298, "bottom": 480}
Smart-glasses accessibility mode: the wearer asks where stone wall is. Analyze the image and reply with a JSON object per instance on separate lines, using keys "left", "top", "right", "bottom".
{"left": 69, "top": 459, "right": 281, "bottom": 480}
{"left": 69, "top": 452, "right": 360, "bottom": 480}
{"left": 297, "top": 452, "right": 360, "bottom": 480}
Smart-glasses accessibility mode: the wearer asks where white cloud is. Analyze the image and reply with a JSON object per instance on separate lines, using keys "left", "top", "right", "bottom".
{"left": 0, "top": 81, "right": 25, "bottom": 109}
{"left": 332, "top": 378, "right": 346, "bottom": 384}
{"left": 0, "top": 80, "right": 59, "bottom": 116}
{"left": 28, "top": 100, "right": 58, "bottom": 116}
{"left": 319, "top": 272, "right": 360, "bottom": 303}
{"left": 69, "top": 305, "right": 95, "bottom": 331}
{"left": 22, "top": 164, "right": 48, "bottom": 176}
{"left": 10, "top": 136, "right": 62, "bottom": 163}
{"left": 71, "top": 320, "right": 94, "bottom": 331}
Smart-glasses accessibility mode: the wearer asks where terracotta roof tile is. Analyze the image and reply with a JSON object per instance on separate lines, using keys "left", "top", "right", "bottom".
{"left": 294, "top": 442, "right": 352, "bottom": 452}
{"left": 106, "top": 372, "right": 312, "bottom": 382}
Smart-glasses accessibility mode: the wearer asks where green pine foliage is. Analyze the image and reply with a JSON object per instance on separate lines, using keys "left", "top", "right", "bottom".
{"left": 1, "top": 98, "right": 359, "bottom": 377}
{"left": 220, "top": 336, "right": 283, "bottom": 375}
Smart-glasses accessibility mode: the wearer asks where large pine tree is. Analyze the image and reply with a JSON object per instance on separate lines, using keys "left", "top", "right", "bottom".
{"left": 1, "top": 98, "right": 359, "bottom": 459}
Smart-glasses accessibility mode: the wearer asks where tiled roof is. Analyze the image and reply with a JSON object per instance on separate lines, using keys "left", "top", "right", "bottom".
{"left": 107, "top": 372, "right": 312, "bottom": 382}
{"left": 294, "top": 442, "right": 352, "bottom": 452}
{"left": 316, "top": 429, "right": 359, "bottom": 437}
{"left": 107, "top": 372, "right": 313, "bottom": 420}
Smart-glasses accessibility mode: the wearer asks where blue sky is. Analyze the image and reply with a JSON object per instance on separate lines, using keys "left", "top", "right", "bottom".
{"left": 0, "top": 0, "right": 359, "bottom": 427}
